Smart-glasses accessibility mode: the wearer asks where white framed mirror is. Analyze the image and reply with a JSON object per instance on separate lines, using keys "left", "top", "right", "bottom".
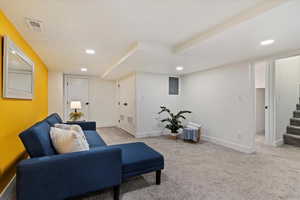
{"left": 3, "top": 36, "right": 34, "bottom": 99}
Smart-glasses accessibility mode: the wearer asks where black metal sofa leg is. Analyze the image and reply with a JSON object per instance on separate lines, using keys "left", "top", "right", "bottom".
{"left": 113, "top": 185, "right": 120, "bottom": 200}
{"left": 156, "top": 170, "right": 161, "bottom": 185}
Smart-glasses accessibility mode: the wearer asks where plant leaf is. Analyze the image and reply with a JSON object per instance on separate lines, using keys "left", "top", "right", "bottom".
{"left": 175, "top": 110, "right": 191, "bottom": 118}
{"left": 177, "top": 115, "right": 186, "bottom": 120}
{"left": 161, "top": 118, "right": 172, "bottom": 123}
{"left": 159, "top": 107, "right": 191, "bottom": 133}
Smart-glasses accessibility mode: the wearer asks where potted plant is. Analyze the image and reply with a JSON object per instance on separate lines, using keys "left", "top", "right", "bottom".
{"left": 158, "top": 106, "right": 191, "bottom": 138}
{"left": 69, "top": 112, "right": 84, "bottom": 121}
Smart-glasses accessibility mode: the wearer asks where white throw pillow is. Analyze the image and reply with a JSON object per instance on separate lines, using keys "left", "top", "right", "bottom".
{"left": 50, "top": 127, "right": 89, "bottom": 154}
{"left": 55, "top": 123, "right": 83, "bottom": 133}
{"left": 54, "top": 124, "right": 89, "bottom": 146}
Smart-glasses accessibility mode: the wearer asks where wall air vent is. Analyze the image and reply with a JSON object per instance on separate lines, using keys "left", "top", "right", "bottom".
{"left": 25, "top": 18, "right": 43, "bottom": 32}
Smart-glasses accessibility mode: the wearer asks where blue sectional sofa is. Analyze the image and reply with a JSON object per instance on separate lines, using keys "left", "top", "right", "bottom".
{"left": 17, "top": 113, "right": 164, "bottom": 200}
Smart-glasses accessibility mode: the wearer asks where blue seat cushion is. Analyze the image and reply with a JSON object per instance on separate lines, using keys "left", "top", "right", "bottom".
{"left": 19, "top": 121, "right": 56, "bottom": 158}
{"left": 84, "top": 130, "right": 107, "bottom": 148}
{"left": 45, "top": 113, "right": 63, "bottom": 127}
{"left": 108, "top": 142, "right": 164, "bottom": 179}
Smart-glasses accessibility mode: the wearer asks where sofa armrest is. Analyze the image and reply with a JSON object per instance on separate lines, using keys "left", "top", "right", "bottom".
{"left": 17, "top": 147, "right": 121, "bottom": 200}
{"left": 66, "top": 121, "right": 96, "bottom": 130}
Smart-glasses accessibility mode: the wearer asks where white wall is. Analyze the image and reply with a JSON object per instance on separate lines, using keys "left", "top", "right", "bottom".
{"left": 48, "top": 72, "right": 64, "bottom": 116}
{"left": 255, "top": 62, "right": 266, "bottom": 89}
{"left": 88, "top": 77, "right": 117, "bottom": 127}
{"left": 181, "top": 63, "right": 255, "bottom": 153}
{"left": 275, "top": 55, "right": 300, "bottom": 141}
{"left": 256, "top": 88, "right": 265, "bottom": 135}
{"left": 135, "top": 72, "right": 181, "bottom": 137}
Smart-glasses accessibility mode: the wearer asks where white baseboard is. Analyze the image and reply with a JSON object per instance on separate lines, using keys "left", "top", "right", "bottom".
{"left": 0, "top": 175, "right": 16, "bottom": 200}
{"left": 96, "top": 123, "right": 117, "bottom": 128}
{"left": 202, "top": 135, "right": 255, "bottom": 154}
{"left": 134, "top": 130, "right": 255, "bottom": 154}
{"left": 135, "top": 131, "right": 163, "bottom": 138}
{"left": 273, "top": 139, "right": 283, "bottom": 147}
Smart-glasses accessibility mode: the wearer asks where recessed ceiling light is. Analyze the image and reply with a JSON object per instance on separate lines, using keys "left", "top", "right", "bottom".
{"left": 85, "top": 49, "right": 95, "bottom": 54}
{"left": 81, "top": 68, "right": 87, "bottom": 72}
{"left": 11, "top": 50, "right": 16, "bottom": 54}
{"left": 260, "top": 39, "right": 274, "bottom": 46}
{"left": 176, "top": 66, "right": 184, "bottom": 71}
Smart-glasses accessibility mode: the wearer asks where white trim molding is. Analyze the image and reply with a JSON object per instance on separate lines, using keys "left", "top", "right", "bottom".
{"left": 135, "top": 131, "right": 164, "bottom": 138}
{"left": 96, "top": 123, "right": 117, "bottom": 128}
{"left": 202, "top": 135, "right": 256, "bottom": 154}
{"left": 102, "top": 42, "right": 139, "bottom": 79}
{"left": 249, "top": 63, "right": 257, "bottom": 152}
{"left": 274, "top": 139, "right": 284, "bottom": 147}
{"left": 0, "top": 175, "right": 16, "bottom": 200}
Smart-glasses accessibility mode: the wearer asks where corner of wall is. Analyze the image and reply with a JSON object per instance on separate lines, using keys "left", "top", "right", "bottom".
{"left": 0, "top": 175, "right": 16, "bottom": 200}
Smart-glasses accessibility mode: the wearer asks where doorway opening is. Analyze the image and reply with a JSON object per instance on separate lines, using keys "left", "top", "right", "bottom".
{"left": 254, "top": 61, "right": 268, "bottom": 145}
{"left": 252, "top": 53, "right": 300, "bottom": 151}
{"left": 274, "top": 55, "right": 300, "bottom": 147}
{"left": 64, "top": 75, "right": 90, "bottom": 122}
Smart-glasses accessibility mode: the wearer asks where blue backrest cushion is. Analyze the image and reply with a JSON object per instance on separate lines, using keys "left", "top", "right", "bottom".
{"left": 45, "top": 113, "right": 63, "bottom": 127}
{"left": 19, "top": 121, "right": 56, "bottom": 158}
{"left": 84, "top": 130, "right": 107, "bottom": 148}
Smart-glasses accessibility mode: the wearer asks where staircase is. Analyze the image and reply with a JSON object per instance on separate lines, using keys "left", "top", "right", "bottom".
{"left": 283, "top": 104, "right": 300, "bottom": 147}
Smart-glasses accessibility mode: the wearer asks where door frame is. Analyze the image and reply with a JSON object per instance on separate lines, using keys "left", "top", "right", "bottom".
{"left": 116, "top": 75, "right": 137, "bottom": 136}
{"left": 63, "top": 74, "right": 90, "bottom": 121}
{"left": 271, "top": 53, "right": 300, "bottom": 146}
{"left": 116, "top": 80, "right": 121, "bottom": 128}
{"left": 265, "top": 61, "right": 276, "bottom": 145}
{"left": 251, "top": 60, "right": 276, "bottom": 150}
{"left": 251, "top": 49, "right": 300, "bottom": 149}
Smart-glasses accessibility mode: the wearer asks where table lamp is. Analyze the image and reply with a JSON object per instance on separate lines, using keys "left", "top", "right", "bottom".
{"left": 70, "top": 101, "right": 81, "bottom": 113}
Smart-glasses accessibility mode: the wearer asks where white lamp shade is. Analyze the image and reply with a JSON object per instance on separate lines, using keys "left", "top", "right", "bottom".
{"left": 70, "top": 101, "right": 82, "bottom": 109}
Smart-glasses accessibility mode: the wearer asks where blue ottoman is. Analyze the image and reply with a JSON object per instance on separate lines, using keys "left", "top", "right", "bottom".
{"left": 108, "top": 142, "right": 164, "bottom": 184}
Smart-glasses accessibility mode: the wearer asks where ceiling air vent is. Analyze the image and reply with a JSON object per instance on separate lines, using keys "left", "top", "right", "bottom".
{"left": 25, "top": 18, "right": 43, "bottom": 32}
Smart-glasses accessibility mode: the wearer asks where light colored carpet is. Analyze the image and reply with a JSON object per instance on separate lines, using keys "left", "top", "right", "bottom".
{"left": 77, "top": 127, "right": 300, "bottom": 200}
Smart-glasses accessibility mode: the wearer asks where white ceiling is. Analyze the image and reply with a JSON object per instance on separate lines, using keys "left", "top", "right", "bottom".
{"left": 1, "top": 0, "right": 299, "bottom": 79}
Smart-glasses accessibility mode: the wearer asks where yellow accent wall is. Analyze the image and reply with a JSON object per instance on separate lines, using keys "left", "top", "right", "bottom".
{"left": 0, "top": 10, "right": 48, "bottom": 192}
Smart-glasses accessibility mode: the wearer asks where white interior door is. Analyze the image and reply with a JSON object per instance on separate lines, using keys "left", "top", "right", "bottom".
{"left": 117, "top": 77, "right": 136, "bottom": 135}
{"left": 64, "top": 76, "right": 89, "bottom": 121}
{"left": 265, "top": 60, "right": 277, "bottom": 146}
{"left": 118, "top": 82, "right": 127, "bottom": 131}
{"left": 264, "top": 62, "right": 271, "bottom": 144}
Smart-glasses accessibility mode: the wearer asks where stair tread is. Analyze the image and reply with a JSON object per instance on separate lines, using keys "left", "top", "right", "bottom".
{"left": 287, "top": 125, "right": 300, "bottom": 129}
{"left": 294, "top": 110, "right": 300, "bottom": 113}
{"left": 284, "top": 133, "right": 300, "bottom": 139}
{"left": 291, "top": 118, "right": 300, "bottom": 121}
